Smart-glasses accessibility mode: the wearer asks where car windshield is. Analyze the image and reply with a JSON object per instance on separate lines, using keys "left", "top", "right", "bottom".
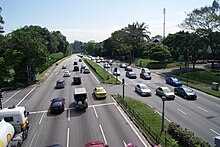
{"left": 163, "top": 88, "right": 171, "bottom": 93}
{"left": 74, "top": 93, "right": 87, "bottom": 101}
{"left": 51, "top": 101, "right": 62, "bottom": 107}
{"left": 184, "top": 88, "right": 193, "bottom": 93}
{"left": 97, "top": 89, "right": 105, "bottom": 92}
{"left": 143, "top": 73, "right": 149, "bottom": 76}
{"left": 172, "top": 78, "right": 179, "bottom": 82}
{"left": 140, "top": 85, "right": 147, "bottom": 89}
{"left": 130, "top": 72, "right": 135, "bottom": 75}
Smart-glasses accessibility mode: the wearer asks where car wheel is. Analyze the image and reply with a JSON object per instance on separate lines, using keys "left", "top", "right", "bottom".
{"left": 184, "top": 95, "right": 187, "bottom": 99}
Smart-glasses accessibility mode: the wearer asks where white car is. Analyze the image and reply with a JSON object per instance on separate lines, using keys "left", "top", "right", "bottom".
{"left": 103, "top": 63, "right": 110, "bottom": 68}
{"left": 113, "top": 70, "right": 121, "bottom": 76}
{"left": 135, "top": 83, "right": 152, "bottom": 96}
{"left": 120, "top": 63, "right": 127, "bottom": 68}
{"left": 63, "top": 70, "right": 71, "bottom": 77}
{"left": 141, "top": 68, "right": 151, "bottom": 75}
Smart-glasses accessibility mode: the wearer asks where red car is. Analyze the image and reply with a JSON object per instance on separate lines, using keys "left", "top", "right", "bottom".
{"left": 85, "top": 141, "right": 108, "bottom": 147}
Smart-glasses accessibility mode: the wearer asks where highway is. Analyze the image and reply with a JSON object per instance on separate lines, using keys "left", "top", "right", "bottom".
{"left": 1, "top": 55, "right": 150, "bottom": 147}
{"left": 104, "top": 60, "right": 220, "bottom": 145}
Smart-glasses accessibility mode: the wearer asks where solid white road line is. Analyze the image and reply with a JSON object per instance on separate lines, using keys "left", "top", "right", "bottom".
{"left": 29, "top": 132, "right": 37, "bottom": 147}
{"left": 67, "top": 128, "right": 70, "bottom": 147}
{"left": 123, "top": 140, "right": 127, "bottom": 147}
{"left": 39, "top": 112, "right": 45, "bottom": 125}
{"left": 177, "top": 108, "right": 187, "bottom": 115}
{"left": 29, "top": 110, "right": 48, "bottom": 114}
{"left": 113, "top": 102, "right": 149, "bottom": 147}
{"left": 16, "top": 85, "right": 37, "bottom": 106}
{"left": 99, "top": 124, "right": 108, "bottom": 145}
{"left": 154, "top": 110, "right": 171, "bottom": 123}
{"left": 3, "top": 90, "right": 21, "bottom": 104}
{"left": 93, "top": 107, "right": 98, "bottom": 118}
{"left": 210, "top": 129, "right": 220, "bottom": 135}
{"left": 197, "top": 106, "right": 208, "bottom": 113}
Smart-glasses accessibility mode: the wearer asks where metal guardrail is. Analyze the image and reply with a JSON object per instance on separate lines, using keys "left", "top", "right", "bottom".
{"left": 115, "top": 94, "right": 172, "bottom": 147}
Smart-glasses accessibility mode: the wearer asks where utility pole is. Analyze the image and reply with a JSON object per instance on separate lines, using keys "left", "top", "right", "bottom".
{"left": 161, "top": 96, "right": 166, "bottom": 132}
{"left": 163, "top": 8, "right": 166, "bottom": 40}
{"left": 0, "top": 90, "right": 3, "bottom": 109}
{"left": 122, "top": 79, "right": 125, "bottom": 100}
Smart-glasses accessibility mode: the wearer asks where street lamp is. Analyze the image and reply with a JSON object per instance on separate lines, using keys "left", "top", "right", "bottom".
{"left": 161, "top": 96, "right": 166, "bottom": 132}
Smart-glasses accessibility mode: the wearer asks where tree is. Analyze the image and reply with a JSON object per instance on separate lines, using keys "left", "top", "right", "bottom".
{"left": 148, "top": 44, "right": 171, "bottom": 61}
{"left": 179, "top": 1, "right": 220, "bottom": 31}
{"left": 125, "top": 22, "right": 150, "bottom": 58}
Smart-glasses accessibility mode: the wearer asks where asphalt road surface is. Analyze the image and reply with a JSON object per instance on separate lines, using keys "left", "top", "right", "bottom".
{"left": 1, "top": 55, "right": 150, "bottom": 147}
{"left": 102, "top": 59, "right": 220, "bottom": 145}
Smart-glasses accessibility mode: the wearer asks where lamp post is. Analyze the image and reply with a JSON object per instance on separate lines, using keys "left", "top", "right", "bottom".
{"left": 161, "top": 96, "right": 166, "bottom": 132}
{"left": 0, "top": 90, "right": 3, "bottom": 109}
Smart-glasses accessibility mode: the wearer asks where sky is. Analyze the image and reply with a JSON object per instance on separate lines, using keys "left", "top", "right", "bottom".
{"left": 0, "top": 0, "right": 214, "bottom": 43}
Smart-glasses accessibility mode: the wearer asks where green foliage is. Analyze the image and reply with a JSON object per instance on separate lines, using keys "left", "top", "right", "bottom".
{"left": 168, "top": 122, "right": 210, "bottom": 147}
{"left": 148, "top": 44, "right": 171, "bottom": 61}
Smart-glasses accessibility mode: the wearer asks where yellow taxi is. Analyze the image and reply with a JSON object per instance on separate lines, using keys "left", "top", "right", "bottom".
{"left": 93, "top": 86, "right": 107, "bottom": 99}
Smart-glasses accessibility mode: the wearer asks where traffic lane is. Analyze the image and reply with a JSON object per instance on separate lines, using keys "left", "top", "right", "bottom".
{"left": 96, "top": 104, "right": 149, "bottom": 147}
{"left": 68, "top": 107, "right": 106, "bottom": 147}
{"left": 27, "top": 111, "right": 69, "bottom": 147}
{"left": 1, "top": 85, "right": 37, "bottom": 108}
{"left": 122, "top": 83, "right": 219, "bottom": 144}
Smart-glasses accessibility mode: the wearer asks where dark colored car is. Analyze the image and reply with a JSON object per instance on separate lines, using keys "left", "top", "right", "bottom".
{"left": 73, "top": 66, "right": 79, "bottom": 71}
{"left": 49, "top": 97, "right": 65, "bottom": 114}
{"left": 79, "top": 59, "right": 82, "bottom": 62}
{"left": 140, "top": 72, "right": 151, "bottom": 80}
{"left": 165, "top": 77, "right": 182, "bottom": 86}
{"left": 72, "top": 76, "right": 81, "bottom": 85}
{"left": 62, "top": 65, "right": 67, "bottom": 69}
{"left": 55, "top": 79, "right": 65, "bottom": 89}
{"left": 174, "top": 86, "right": 197, "bottom": 100}
{"left": 73, "top": 61, "right": 77, "bottom": 65}
{"left": 126, "top": 71, "right": 137, "bottom": 79}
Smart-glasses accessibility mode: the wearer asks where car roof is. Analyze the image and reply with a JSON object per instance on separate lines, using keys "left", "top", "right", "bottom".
{"left": 57, "top": 79, "right": 64, "bottom": 82}
{"left": 160, "top": 86, "right": 169, "bottom": 90}
{"left": 51, "top": 97, "right": 65, "bottom": 102}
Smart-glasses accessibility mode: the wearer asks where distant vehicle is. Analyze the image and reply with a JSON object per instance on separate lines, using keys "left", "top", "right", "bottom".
{"left": 79, "top": 59, "right": 82, "bottom": 62}
{"left": 174, "top": 86, "right": 197, "bottom": 100}
{"left": 135, "top": 83, "right": 152, "bottom": 96}
{"left": 113, "top": 69, "right": 121, "bottom": 76}
{"left": 126, "top": 71, "right": 137, "bottom": 79}
{"left": 103, "top": 63, "right": 110, "bottom": 68}
{"left": 63, "top": 70, "right": 71, "bottom": 77}
{"left": 83, "top": 68, "right": 90, "bottom": 74}
{"left": 108, "top": 60, "right": 113, "bottom": 65}
{"left": 62, "top": 65, "right": 67, "bottom": 69}
{"left": 73, "top": 88, "right": 88, "bottom": 110}
{"left": 81, "top": 64, "right": 86, "bottom": 69}
{"left": 49, "top": 97, "right": 65, "bottom": 114}
{"left": 73, "top": 61, "right": 78, "bottom": 65}
{"left": 93, "top": 86, "right": 107, "bottom": 99}
{"left": 72, "top": 76, "right": 81, "bottom": 85}
{"left": 156, "top": 86, "right": 175, "bottom": 100}
{"left": 141, "top": 68, "right": 151, "bottom": 75}
{"left": 96, "top": 59, "right": 101, "bottom": 63}
{"left": 85, "top": 141, "right": 108, "bottom": 147}
{"left": 140, "top": 72, "right": 151, "bottom": 80}
{"left": 165, "top": 77, "right": 182, "bottom": 86}
{"left": 125, "top": 66, "right": 132, "bottom": 71}
{"left": 73, "top": 66, "right": 79, "bottom": 71}
{"left": 120, "top": 63, "right": 127, "bottom": 68}
{"left": 56, "top": 79, "right": 65, "bottom": 88}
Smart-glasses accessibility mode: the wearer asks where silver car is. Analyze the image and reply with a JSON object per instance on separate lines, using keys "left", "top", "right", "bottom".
{"left": 135, "top": 83, "right": 152, "bottom": 96}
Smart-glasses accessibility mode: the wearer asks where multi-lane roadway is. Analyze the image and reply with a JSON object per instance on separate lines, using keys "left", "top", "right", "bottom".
{"left": 1, "top": 55, "right": 150, "bottom": 147}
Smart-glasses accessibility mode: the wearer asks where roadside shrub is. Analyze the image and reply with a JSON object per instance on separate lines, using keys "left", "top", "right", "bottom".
{"left": 167, "top": 122, "right": 210, "bottom": 147}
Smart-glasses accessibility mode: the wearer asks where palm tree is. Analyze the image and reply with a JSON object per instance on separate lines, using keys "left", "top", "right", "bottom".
{"left": 124, "top": 22, "right": 150, "bottom": 59}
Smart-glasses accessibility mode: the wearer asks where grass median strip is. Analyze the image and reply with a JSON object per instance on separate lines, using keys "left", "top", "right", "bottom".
{"left": 83, "top": 58, "right": 121, "bottom": 84}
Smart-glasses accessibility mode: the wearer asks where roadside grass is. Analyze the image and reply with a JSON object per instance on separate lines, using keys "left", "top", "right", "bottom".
{"left": 174, "top": 69, "right": 220, "bottom": 98}
{"left": 134, "top": 58, "right": 184, "bottom": 69}
{"left": 112, "top": 94, "right": 178, "bottom": 146}
{"left": 83, "top": 58, "right": 121, "bottom": 84}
